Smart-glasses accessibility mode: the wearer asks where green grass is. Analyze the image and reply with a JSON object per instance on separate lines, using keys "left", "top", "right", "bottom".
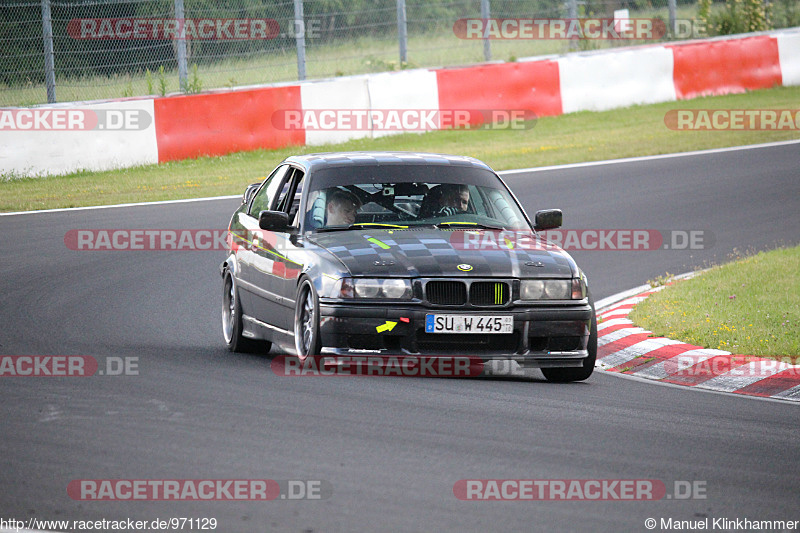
{"left": 629, "top": 246, "right": 800, "bottom": 359}
{"left": 2, "top": 84, "right": 798, "bottom": 212}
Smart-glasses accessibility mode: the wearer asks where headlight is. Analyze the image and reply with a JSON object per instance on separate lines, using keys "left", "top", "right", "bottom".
{"left": 543, "top": 280, "right": 571, "bottom": 299}
{"left": 520, "top": 279, "right": 544, "bottom": 299}
{"left": 354, "top": 278, "right": 381, "bottom": 298}
{"left": 342, "top": 278, "right": 412, "bottom": 300}
{"left": 521, "top": 279, "right": 583, "bottom": 300}
{"left": 382, "top": 278, "right": 411, "bottom": 299}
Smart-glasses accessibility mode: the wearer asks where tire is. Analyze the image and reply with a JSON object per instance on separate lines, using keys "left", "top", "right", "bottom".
{"left": 294, "top": 278, "right": 322, "bottom": 361}
{"left": 541, "top": 305, "right": 597, "bottom": 383}
{"left": 222, "top": 270, "right": 269, "bottom": 353}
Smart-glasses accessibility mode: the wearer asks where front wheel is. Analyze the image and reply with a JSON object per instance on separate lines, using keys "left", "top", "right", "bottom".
{"left": 294, "top": 278, "right": 322, "bottom": 360}
{"left": 541, "top": 309, "right": 597, "bottom": 383}
{"left": 222, "top": 270, "right": 269, "bottom": 353}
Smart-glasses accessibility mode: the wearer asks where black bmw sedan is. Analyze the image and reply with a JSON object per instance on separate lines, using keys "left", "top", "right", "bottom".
{"left": 221, "top": 151, "right": 596, "bottom": 382}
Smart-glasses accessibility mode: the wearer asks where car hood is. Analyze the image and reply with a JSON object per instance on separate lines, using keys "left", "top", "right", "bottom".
{"left": 306, "top": 228, "right": 577, "bottom": 278}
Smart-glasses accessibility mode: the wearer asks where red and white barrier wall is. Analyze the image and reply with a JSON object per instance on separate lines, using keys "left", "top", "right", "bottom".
{"left": 0, "top": 99, "right": 159, "bottom": 176}
{"left": 558, "top": 46, "right": 676, "bottom": 112}
{"left": 776, "top": 32, "right": 800, "bottom": 85}
{"left": 670, "top": 35, "right": 782, "bottom": 99}
{"left": 153, "top": 84, "right": 303, "bottom": 162}
{"left": 2, "top": 29, "right": 798, "bottom": 177}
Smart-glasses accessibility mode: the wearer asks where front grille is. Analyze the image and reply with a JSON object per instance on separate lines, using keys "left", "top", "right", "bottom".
{"left": 470, "top": 282, "right": 509, "bottom": 306}
{"left": 425, "top": 280, "right": 512, "bottom": 307}
{"left": 426, "top": 281, "right": 466, "bottom": 305}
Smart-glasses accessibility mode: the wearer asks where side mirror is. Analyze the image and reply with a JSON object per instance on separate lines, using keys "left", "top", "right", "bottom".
{"left": 258, "top": 210, "right": 290, "bottom": 231}
{"left": 242, "top": 182, "right": 260, "bottom": 205}
{"left": 534, "top": 209, "right": 562, "bottom": 231}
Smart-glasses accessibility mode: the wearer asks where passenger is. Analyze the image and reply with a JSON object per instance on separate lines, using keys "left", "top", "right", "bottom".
{"left": 325, "top": 189, "right": 362, "bottom": 226}
{"left": 437, "top": 184, "right": 470, "bottom": 216}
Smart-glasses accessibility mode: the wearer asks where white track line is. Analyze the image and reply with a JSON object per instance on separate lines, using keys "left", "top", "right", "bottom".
{"left": 499, "top": 139, "right": 800, "bottom": 175}
{"left": 0, "top": 195, "right": 239, "bottom": 217}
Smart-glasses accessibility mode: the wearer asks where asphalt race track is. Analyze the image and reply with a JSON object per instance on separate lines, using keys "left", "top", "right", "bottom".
{"left": 1, "top": 142, "right": 799, "bottom": 532}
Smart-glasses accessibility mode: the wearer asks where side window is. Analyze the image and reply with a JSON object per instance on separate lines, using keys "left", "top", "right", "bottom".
{"left": 273, "top": 169, "right": 306, "bottom": 227}
{"left": 303, "top": 189, "right": 327, "bottom": 231}
{"left": 248, "top": 165, "right": 290, "bottom": 217}
{"left": 288, "top": 172, "right": 306, "bottom": 227}
{"left": 471, "top": 186, "right": 489, "bottom": 217}
{"left": 274, "top": 168, "right": 302, "bottom": 214}
{"left": 483, "top": 187, "right": 521, "bottom": 226}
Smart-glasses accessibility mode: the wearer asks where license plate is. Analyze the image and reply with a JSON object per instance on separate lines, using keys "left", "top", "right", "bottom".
{"left": 425, "top": 314, "right": 513, "bottom": 334}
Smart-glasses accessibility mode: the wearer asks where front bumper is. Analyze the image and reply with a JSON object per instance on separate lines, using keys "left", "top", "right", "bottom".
{"left": 317, "top": 301, "right": 593, "bottom": 368}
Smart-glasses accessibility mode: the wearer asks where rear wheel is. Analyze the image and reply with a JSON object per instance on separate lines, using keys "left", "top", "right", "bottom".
{"left": 294, "top": 278, "right": 322, "bottom": 361}
{"left": 541, "top": 306, "right": 597, "bottom": 383}
{"left": 222, "top": 270, "right": 270, "bottom": 353}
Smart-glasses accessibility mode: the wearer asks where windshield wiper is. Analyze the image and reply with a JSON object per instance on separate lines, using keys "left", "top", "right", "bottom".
{"left": 316, "top": 222, "right": 409, "bottom": 232}
{"left": 435, "top": 221, "right": 506, "bottom": 230}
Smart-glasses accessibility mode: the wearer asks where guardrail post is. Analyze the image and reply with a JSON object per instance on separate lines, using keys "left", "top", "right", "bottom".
{"left": 397, "top": 0, "right": 407, "bottom": 64}
{"left": 294, "top": 0, "right": 306, "bottom": 80}
{"left": 41, "top": 0, "right": 56, "bottom": 103}
{"left": 174, "top": 0, "right": 188, "bottom": 92}
{"left": 568, "top": 0, "right": 579, "bottom": 50}
{"left": 481, "top": 0, "right": 491, "bottom": 61}
{"left": 668, "top": 0, "right": 677, "bottom": 38}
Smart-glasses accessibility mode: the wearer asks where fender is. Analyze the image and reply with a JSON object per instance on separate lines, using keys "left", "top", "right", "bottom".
{"left": 220, "top": 253, "right": 240, "bottom": 278}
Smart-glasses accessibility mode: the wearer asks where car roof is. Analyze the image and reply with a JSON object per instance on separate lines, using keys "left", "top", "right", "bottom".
{"left": 283, "top": 151, "right": 494, "bottom": 173}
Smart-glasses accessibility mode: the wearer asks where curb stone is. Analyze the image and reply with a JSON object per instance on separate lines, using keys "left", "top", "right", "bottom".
{"left": 595, "top": 283, "right": 800, "bottom": 402}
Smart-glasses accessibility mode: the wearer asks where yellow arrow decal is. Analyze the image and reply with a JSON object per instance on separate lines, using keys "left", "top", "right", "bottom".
{"left": 376, "top": 321, "right": 397, "bottom": 333}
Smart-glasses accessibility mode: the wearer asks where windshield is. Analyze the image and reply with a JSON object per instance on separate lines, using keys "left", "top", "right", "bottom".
{"left": 303, "top": 165, "right": 530, "bottom": 232}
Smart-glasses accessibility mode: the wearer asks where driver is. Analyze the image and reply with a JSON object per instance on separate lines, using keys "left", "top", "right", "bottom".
{"left": 437, "top": 184, "right": 470, "bottom": 216}
{"left": 325, "top": 189, "right": 362, "bottom": 227}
